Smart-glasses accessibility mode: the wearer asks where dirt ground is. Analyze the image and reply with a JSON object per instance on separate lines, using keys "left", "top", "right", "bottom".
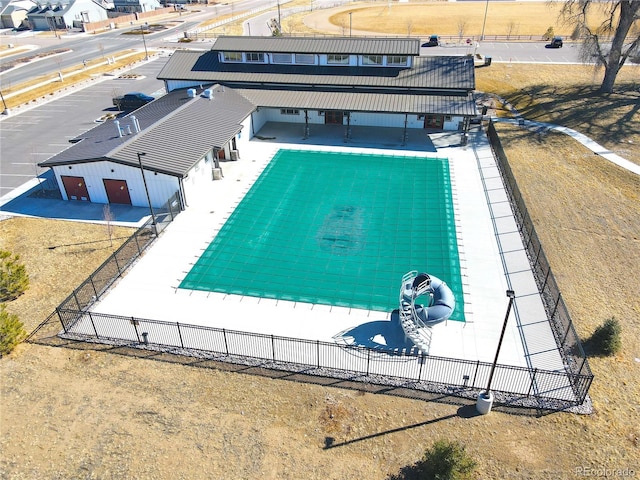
{"left": 2, "top": 4, "right": 640, "bottom": 479}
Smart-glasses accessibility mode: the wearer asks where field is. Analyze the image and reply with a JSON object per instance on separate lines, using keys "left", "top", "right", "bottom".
{"left": 1, "top": 2, "right": 639, "bottom": 479}
{"left": 292, "top": 1, "right": 613, "bottom": 37}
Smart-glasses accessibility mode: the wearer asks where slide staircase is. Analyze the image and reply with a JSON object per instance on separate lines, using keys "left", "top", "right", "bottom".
{"left": 398, "top": 270, "right": 435, "bottom": 354}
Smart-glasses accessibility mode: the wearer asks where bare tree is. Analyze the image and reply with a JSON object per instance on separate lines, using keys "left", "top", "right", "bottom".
{"left": 103, "top": 204, "right": 115, "bottom": 248}
{"left": 506, "top": 20, "right": 519, "bottom": 39}
{"left": 457, "top": 19, "right": 468, "bottom": 42}
{"left": 406, "top": 19, "right": 413, "bottom": 36}
{"left": 559, "top": 0, "right": 640, "bottom": 93}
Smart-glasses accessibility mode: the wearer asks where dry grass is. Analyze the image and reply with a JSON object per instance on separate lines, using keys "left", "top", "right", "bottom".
{"left": 292, "top": 1, "right": 613, "bottom": 37}
{"left": 476, "top": 63, "right": 640, "bottom": 165}
{"left": 0, "top": 217, "right": 135, "bottom": 331}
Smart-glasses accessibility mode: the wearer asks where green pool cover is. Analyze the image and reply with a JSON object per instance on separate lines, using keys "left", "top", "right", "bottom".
{"left": 180, "top": 149, "right": 464, "bottom": 320}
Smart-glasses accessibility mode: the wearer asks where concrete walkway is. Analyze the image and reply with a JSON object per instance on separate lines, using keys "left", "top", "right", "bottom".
{"left": 494, "top": 117, "right": 640, "bottom": 176}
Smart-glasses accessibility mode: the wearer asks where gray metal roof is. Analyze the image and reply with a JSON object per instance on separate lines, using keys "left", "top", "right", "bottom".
{"left": 211, "top": 36, "right": 420, "bottom": 56}
{"left": 158, "top": 51, "right": 475, "bottom": 92}
{"left": 235, "top": 89, "right": 476, "bottom": 116}
{"left": 39, "top": 86, "right": 255, "bottom": 177}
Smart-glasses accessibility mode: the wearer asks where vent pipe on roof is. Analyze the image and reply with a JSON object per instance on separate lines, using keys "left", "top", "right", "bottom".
{"left": 135, "top": 117, "right": 141, "bottom": 133}
{"left": 187, "top": 88, "right": 196, "bottom": 98}
{"left": 126, "top": 124, "right": 132, "bottom": 135}
{"left": 131, "top": 115, "right": 140, "bottom": 133}
{"left": 114, "top": 120, "right": 122, "bottom": 138}
{"left": 202, "top": 89, "right": 213, "bottom": 100}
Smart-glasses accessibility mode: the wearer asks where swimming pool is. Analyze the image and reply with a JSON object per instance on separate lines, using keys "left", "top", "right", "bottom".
{"left": 180, "top": 149, "right": 464, "bottom": 320}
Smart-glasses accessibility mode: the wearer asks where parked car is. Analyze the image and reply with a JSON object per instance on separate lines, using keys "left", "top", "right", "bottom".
{"left": 112, "top": 92, "right": 154, "bottom": 111}
{"left": 546, "top": 36, "right": 563, "bottom": 48}
{"left": 422, "top": 35, "right": 440, "bottom": 47}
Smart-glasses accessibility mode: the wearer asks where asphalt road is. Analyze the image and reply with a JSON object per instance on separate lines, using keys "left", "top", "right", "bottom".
{"left": 422, "top": 40, "right": 583, "bottom": 63}
{"left": 0, "top": 58, "right": 169, "bottom": 197}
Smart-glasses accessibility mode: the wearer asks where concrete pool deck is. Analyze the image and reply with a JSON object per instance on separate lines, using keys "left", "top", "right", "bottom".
{"left": 91, "top": 122, "right": 565, "bottom": 375}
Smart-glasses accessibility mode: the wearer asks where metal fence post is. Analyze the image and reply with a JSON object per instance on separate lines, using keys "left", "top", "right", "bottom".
{"left": 366, "top": 348, "right": 371, "bottom": 376}
{"left": 113, "top": 254, "right": 121, "bottom": 275}
{"left": 316, "top": 340, "right": 320, "bottom": 368}
{"left": 90, "top": 275, "right": 98, "bottom": 299}
{"left": 527, "top": 368, "right": 538, "bottom": 396}
{"left": 418, "top": 353, "right": 424, "bottom": 381}
{"left": 222, "top": 328, "right": 229, "bottom": 355}
{"left": 132, "top": 317, "right": 140, "bottom": 343}
{"left": 472, "top": 360, "right": 480, "bottom": 387}
{"left": 72, "top": 290, "right": 81, "bottom": 310}
{"left": 176, "top": 322, "right": 184, "bottom": 349}
{"left": 57, "top": 308, "right": 68, "bottom": 334}
{"left": 88, "top": 312, "right": 99, "bottom": 339}
{"left": 271, "top": 335, "right": 276, "bottom": 361}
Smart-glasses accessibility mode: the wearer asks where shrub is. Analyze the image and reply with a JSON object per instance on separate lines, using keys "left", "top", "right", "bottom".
{"left": 586, "top": 317, "right": 622, "bottom": 356}
{"left": 0, "top": 250, "right": 30, "bottom": 302}
{"left": 0, "top": 304, "right": 27, "bottom": 357}
{"left": 420, "top": 439, "right": 476, "bottom": 480}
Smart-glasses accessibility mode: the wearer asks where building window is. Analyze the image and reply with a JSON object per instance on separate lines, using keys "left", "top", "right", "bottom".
{"left": 245, "top": 52, "right": 265, "bottom": 63}
{"left": 318, "top": 111, "right": 325, "bottom": 116}
{"left": 417, "top": 114, "right": 425, "bottom": 120}
{"left": 222, "top": 51, "right": 242, "bottom": 62}
{"left": 387, "top": 55, "right": 408, "bottom": 66}
{"left": 295, "top": 53, "right": 315, "bottom": 64}
{"left": 272, "top": 53, "right": 293, "bottom": 63}
{"left": 280, "top": 109, "right": 300, "bottom": 115}
{"left": 327, "top": 54, "right": 349, "bottom": 64}
{"left": 362, "top": 55, "right": 383, "bottom": 65}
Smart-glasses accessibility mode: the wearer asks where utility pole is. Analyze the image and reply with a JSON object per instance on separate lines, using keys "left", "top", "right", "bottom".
{"left": 140, "top": 23, "right": 149, "bottom": 60}
{"left": 480, "top": 0, "right": 489, "bottom": 41}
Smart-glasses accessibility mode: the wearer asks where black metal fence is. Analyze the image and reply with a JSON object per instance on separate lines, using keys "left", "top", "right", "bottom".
{"left": 28, "top": 140, "right": 594, "bottom": 409}
{"left": 51, "top": 309, "right": 588, "bottom": 408}
{"left": 486, "top": 120, "right": 593, "bottom": 397}
{"left": 57, "top": 192, "right": 182, "bottom": 312}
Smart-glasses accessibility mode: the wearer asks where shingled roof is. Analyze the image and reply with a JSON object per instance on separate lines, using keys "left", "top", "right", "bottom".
{"left": 38, "top": 86, "right": 255, "bottom": 177}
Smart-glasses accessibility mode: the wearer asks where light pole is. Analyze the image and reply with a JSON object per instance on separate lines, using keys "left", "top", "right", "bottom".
{"left": 480, "top": 0, "right": 489, "bottom": 41}
{"left": 476, "top": 289, "right": 516, "bottom": 415}
{"left": 136, "top": 152, "right": 157, "bottom": 234}
{"left": 349, "top": 12, "right": 352, "bottom": 37}
{"left": 140, "top": 23, "right": 148, "bottom": 60}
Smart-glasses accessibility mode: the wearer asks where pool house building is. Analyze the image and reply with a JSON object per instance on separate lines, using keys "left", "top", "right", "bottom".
{"left": 38, "top": 36, "right": 478, "bottom": 209}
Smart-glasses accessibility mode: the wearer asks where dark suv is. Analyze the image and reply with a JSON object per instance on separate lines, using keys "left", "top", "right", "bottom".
{"left": 112, "top": 92, "right": 154, "bottom": 111}
{"left": 547, "top": 36, "right": 563, "bottom": 48}
{"left": 422, "top": 35, "right": 440, "bottom": 47}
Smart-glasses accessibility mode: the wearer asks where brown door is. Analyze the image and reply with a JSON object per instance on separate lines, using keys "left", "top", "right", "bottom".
{"left": 325, "top": 111, "right": 344, "bottom": 124}
{"left": 217, "top": 149, "right": 226, "bottom": 160}
{"left": 424, "top": 115, "right": 444, "bottom": 129}
{"left": 103, "top": 179, "right": 132, "bottom": 205}
{"left": 61, "top": 175, "right": 90, "bottom": 201}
